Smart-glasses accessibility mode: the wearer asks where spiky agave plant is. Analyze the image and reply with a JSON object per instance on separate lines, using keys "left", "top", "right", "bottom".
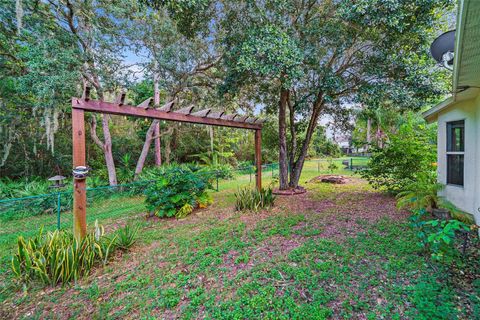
{"left": 115, "top": 224, "right": 138, "bottom": 251}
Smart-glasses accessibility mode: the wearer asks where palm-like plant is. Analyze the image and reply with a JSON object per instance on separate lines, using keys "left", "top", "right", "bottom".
{"left": 396, "top": 171, "right": 444, "bottom": 212}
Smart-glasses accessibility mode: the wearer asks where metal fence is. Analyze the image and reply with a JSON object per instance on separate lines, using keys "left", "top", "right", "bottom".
{"left": 0, "top": 157, "right": 369, "bottom": 243}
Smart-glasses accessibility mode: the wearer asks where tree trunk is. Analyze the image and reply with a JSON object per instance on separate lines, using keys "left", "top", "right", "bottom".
{"left": 100, "top": 114, "right": 117, "bottom": 185}
{"left": 165, "top": 138, "right": 171, "bottom": 164}
{"left": 153, "top": 68, "right": 162, "bottom": 166}
{"left": 88, "top": 85, "right": 118, "bottom": 186}
{"left": 287, "top": 93, "right": 297, "bottom": 184}
{"left": 154, "top": 122, "right": 162, "bottom": 166}
{"left": 278, "top": 88, "right": 289, "bottom": 190}
{"left": 134, "top": 70, "right": 163, "bottom": 178}
{"left": 164, "top": 126, "right": 173, "bottom": 164}
{"left": 288, "top": 95, "right": 324, "bottom": 188}
{"left": 134, "top": 121, "right": 157, "bottom": 180}
{"left": 209, "top": 126, "right": 214, "bottom": 164}
{"left": 366, "top": 117, "right": 372, "bottom": 150}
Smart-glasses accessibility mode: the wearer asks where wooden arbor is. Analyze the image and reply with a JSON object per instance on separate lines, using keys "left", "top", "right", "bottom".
{"left": 71, "top": 91, "right": 263, "bottom": 239}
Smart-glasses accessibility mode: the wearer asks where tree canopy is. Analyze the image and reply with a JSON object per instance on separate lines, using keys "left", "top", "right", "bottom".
{"left": 0, "top": 0, "right": 452, "bottom": 185}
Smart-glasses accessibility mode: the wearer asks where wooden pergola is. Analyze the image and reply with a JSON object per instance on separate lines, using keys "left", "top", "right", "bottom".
{"left": 71, "top": 90, "right": 263, "bottom": 238}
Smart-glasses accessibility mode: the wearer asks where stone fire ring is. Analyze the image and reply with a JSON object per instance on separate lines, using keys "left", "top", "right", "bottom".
{"left": 273, "top": 186, "right": 307, "bottom": 195}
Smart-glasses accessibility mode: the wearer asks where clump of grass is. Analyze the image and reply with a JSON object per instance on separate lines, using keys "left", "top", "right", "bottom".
{"left": 234, "top": 187, "right": 276, "bottom": 212}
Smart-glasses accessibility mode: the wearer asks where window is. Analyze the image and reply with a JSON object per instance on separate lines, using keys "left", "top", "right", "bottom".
{"left": 446, "top": 120, "right": 464, "bottom": 186}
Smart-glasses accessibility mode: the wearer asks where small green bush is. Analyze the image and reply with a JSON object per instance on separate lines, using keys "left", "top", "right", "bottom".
{"left": 235, "top": 187, "right": 276, "bottom": 212}
{"left": 144, "top": 164, "right": 212, "bottom": 218}
{"left": 361, "top": 119, "right": 436, "bottom": 193}
{"left": 409, "top": 209, "right": 473, "bottom": 265}
{"left": 424, "top": 219, "right": 470, "bottom": 263}
{"left": 327, "top": 160, "right": 338, "bottom": 173}
{"left": 11, "top": 222, "right": 122, "bottom": 286}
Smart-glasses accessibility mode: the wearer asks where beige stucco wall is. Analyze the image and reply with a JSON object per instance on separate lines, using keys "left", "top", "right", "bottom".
{"left": 436, "top": 96, "right": 479, "bottom": 224}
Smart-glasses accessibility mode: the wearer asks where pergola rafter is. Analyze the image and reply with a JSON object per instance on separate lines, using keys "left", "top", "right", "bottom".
{"left": 71, "top": 89, "right": 263, "bottom": 239}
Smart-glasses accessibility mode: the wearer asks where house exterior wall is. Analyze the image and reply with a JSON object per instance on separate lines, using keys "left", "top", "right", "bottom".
{"left": 436, "top": 96, "right": 479, "bottom": 224}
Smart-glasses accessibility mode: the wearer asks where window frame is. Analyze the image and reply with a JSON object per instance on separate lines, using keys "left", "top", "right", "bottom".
{"left": 446, "top": 119, "right": 465, "bottom": 187}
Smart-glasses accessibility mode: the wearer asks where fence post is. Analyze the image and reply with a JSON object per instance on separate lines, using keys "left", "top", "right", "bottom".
{"left": 56, "top": 192, "right": 61, "bottom": 230}
{"left": 216, "top": 171, "right": 219, "bottom": 192}
{"left": 318, "top": 161, "right": 320, "bottom": 173}
{"left": 350, "top": 158, "right": 353, "bottom": 170}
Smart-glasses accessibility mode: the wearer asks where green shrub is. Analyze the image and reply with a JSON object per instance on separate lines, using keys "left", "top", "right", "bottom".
{"left": 235, "top": 187, "right": 276, "bottom": 212}
{"left": 144, "top": 164, "right": 212, "bottom": 218}
{"left": 409, "top": 209, "right": 473, "bottom": 265}
{"left": 361, "top": 119, "right": 436, "bottom": 194}
{"left": 327, "top": 160, "right": 338, "bottom": 173}
{"left": 11, "top": 222, "right": 120, "bottom": 286}
{"left": 424, "top": 219, "right": 470, "bottom": 264}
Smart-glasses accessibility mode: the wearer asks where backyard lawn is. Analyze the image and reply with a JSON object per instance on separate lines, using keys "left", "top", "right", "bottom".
{"left": 0, "top": 167, "right": 478, "bottom": 319}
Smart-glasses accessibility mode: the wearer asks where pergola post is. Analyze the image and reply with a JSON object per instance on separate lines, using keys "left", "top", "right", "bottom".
{"left": 255, "top": 129, "right": 262, "bottom": 190}
{"left": 72, "top": 107, "right": 87, "bottom": 240}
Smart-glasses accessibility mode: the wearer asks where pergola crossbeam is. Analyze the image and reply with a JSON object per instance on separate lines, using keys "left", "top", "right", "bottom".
{"left": 157, "top": 100, "right": 174, "bottom": 112}
{"left": 191, "top": 108, "right": 211, "bottom": 117}
{"left": 221, "top": 114, "right": 237, "bottom": 121}
{"left": 138, "top": 97, "right": 153, "bottom": 109}
{"left": 175, "top": 105, "right": 194, "bottom": 115}
{"left": 207, "top": 111, "right": 224, "bottom": 119}
{"left": 234, "top": 115, "right": 248, "bottom": 122}
{"left": 72, "top": 98, "right": 262, "bottom": 130}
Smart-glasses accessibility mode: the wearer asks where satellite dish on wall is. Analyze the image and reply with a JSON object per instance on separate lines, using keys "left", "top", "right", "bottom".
{"left": 430, "top": 30, "right": 455, "bottom": 70}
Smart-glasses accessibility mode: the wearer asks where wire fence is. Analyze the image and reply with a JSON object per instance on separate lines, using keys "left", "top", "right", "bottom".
{"left": 0, "top": 157, "right": 369, "bottom": 243}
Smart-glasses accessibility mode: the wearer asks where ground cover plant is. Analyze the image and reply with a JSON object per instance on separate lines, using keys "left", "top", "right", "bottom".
{"left": 0, "top": 169, "right": 478, "bottom": 319}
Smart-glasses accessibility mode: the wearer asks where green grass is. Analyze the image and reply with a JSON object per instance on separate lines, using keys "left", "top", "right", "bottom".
{"left": 1, "top": 158, "right": 477, "bottom": 319}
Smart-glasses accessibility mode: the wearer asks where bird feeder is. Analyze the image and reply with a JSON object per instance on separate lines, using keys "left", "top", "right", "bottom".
{"left": 48, "top": 175, "right": 66, "bottom": 188}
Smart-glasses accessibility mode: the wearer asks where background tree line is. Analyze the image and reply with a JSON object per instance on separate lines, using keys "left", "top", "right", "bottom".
{"left": 0, "top": 0, "right": 452, "bottom": 188}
